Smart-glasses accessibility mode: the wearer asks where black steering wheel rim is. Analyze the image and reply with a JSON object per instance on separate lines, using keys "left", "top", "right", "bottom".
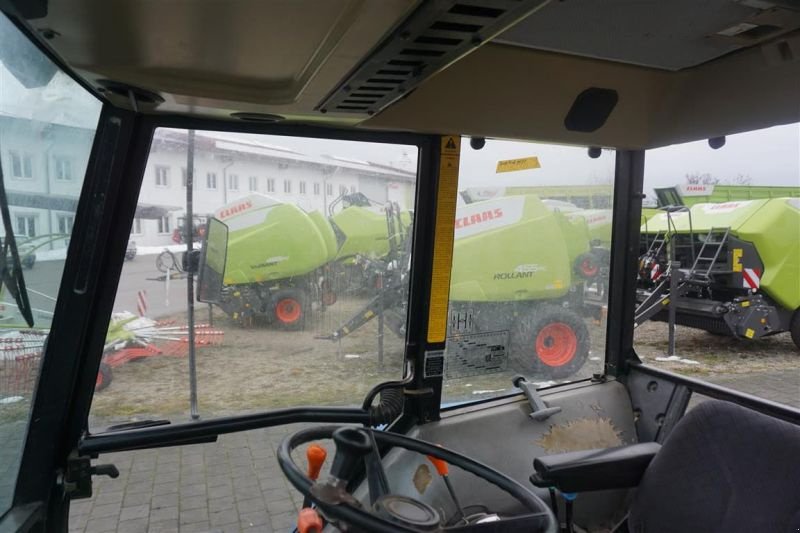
{"left": 277, "top": 425, "right": 557, "bottom": 532}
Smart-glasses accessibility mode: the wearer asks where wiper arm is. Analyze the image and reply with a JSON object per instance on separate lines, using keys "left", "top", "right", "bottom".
{"left": 0, "top": 155, "right": 34, "bottom": 327}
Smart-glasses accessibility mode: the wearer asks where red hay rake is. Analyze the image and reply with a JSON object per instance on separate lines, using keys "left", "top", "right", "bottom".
{"left": 0, "top": 330, "right": 48, "bottom": 399}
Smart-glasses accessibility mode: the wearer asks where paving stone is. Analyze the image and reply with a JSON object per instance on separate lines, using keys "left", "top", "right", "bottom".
{"left": 118, "top": 504, "right": 149, "bottom": 522}
{"left": 116, "top": 517, "right": 148, "bottom": 533}
{"left": 179, "top": 507, "right": 209, "bottom": 525}
{"left": 235, "top": 497, "right": 265, "bottom": 514}
{"left": 85, "top": 516, "right": 119, "bottom": 533}
{"left": 89, "top": 502, "right": 121, "bottom": 519}
{"left": 179, "top": 495, "right": 207, "bottom": 511}
{"left": 122, "top": 492, "right": 151, "bottom": 507}
{"left": 238, "top": 511, "right": 269, "bottom": 528}
{"left": 148, "top": 506, "right": 178, "bottom": 523}
{"left": 152, "top": 492, "right": 179, "bottom": 509}
{"left": 209, "top": 508, "right": 239, "bottom": 527}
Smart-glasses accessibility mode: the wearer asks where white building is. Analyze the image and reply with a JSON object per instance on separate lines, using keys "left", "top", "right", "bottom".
{"left": 0, "top": 118, "right": 417, "bottom": 249}
{"left": 133, "top": 129, "right": 417, "bottom": 246}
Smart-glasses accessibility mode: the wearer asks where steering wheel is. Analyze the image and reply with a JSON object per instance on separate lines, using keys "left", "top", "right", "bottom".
{"left": 278, "top": 425, "right": 557, "bottom": 532}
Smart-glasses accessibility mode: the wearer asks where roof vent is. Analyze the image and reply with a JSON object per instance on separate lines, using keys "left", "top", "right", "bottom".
{"left": 319, "top": 0, "right": 548, "bottom": 115}
{"left": 231, "top": 112, "right": 285, "bottom": 123}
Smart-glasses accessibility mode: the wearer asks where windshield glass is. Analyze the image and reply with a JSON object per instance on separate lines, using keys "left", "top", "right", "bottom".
{"left": 441, "top": 138, "right": 615, "bottom": 406}
{"left": 89, "top": 128, "right": 418, "bottom": 429}
{"left": 0, "top": 13, "right": 101, "bottom": 516}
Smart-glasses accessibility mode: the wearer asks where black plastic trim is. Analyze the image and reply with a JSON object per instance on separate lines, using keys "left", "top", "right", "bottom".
{"left": 629, "top": 363, "right": 800, "bottom": 425}
{"left": 605, "top": 151, "right": 645, "bottom": 376}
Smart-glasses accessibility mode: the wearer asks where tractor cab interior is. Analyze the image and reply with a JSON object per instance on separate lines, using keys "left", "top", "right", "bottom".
{"left": 0, "top": 1, "right": 799, "bottom": 532}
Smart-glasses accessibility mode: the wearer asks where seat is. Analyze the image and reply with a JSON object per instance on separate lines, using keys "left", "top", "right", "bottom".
{"left": 628, "top": 400, "right": 800, "bottom": 533}
{"left": 531, "top": 400, "right": 800, "bottom": 532}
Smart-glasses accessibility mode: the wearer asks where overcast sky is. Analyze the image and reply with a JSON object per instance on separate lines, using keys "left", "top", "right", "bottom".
{"left": 261, "top": 123, "right": 799, "bottom": 199}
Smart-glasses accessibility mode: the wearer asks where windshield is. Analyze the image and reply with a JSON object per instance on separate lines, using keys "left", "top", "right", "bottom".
{"left": 0, "top": 12, "right": 101, "bottom": 517}
{"left": 89, "top": 128, "right": 418, "bottom": 428}
{"left": 441, "top": 138, "right": 616, "bottom": 406}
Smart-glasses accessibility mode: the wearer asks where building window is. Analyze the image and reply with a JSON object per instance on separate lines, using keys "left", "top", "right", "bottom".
{"left": 132, "top": 218, "right": 143, "bottom": 235}
{"left": 284, "top": 180, "right": 292, "bottom": 194}
{"left": 9, "top": 151, "right": 33, "bottom": 179}
{"left": 228, "top": 174, "right": 239, "bottom": 191}
{"left": 326, "top": 183, "right": 333, "bottom": 196}
{"left": 15, "top": 215, "right": 37, "bottom": 237}
{"left": 157, "top": 216, "right": 171, "bottom": 234}
{"left": 155, "top": 166, "right": 169, "bottom": 187}
{"left": 182, "top": 167, "right": 187, "bottom": 188}
{"left": 207, "top": 172, "right": 218, "bottom": 190}
{"left": 249, "top": 176, "right": 258, "bottom": 192}
{"left": 350, "top": 186, "right": 356, "bottom": 194}
{"left": 339, "top": 185, "right": 348, "bottom": 196}
{"left": 299, "top": 181, "right": 307, "bottom": 195}
{"left": 313, "top": 183, "right": 320, "bottom": 195}
{"left": 267, "top": 178, "right": 275, "bottom": 193}
{"left": 54, "top": 156, "right": 73, "bottom": 181}
{"left": 57, "top": 214, "right": 74, "bottom": 234}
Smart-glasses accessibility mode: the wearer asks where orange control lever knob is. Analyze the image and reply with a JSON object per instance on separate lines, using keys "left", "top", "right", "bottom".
{"left": 427, "top": 454, "right": 449, "bottom": 477}
{"left": 306, "top": 444, "right": 327, "bottom": 481}
{"left": 297, "top": 507, "right": 324, "bottom": 533}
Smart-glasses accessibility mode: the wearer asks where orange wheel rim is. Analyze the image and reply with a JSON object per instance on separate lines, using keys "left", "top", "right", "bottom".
{"left": 276, "top": 298, "right": 301, "bottom": 323}
{"left": 536, "top": 323, "right": 578, "bottom": 367}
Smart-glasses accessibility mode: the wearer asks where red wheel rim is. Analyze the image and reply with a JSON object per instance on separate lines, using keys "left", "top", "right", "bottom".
{"left": 95, "top": 371, "right": 104, "bottom": 389}
{"left": 535, "top": 323, "right": 578, "bottom": 367}
{"left": 276, "top": 298, "right": 302, "bottom": 323}
{"left": 580, "top": 258, "right": 599, "bottom": 277}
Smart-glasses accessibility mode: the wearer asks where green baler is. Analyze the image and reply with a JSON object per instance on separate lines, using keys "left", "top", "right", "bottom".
{"left": 448, "top": 195, "right": 596, "bottom": 379}
{"left": 637, "top": 198, "right": 800, "bottom": 349}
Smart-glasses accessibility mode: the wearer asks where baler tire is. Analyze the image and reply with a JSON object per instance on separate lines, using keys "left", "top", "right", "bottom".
{"left": 510, "top": 306, "right": 590, "bottom": 379}
{"left": 790, "top": 309, "right": 800, "bottom": 351}
{"left": 95, "top": 363, "right": 113, "bottom": 392}
{"left": 272, "top": 289, "right": 307, "bottom": 331}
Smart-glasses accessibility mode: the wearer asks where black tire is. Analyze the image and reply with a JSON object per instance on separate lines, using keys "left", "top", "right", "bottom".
{"left": 510, "top": 305, "right": 590, "bottom": 379}
{"left": 95, "top": 362, "right": 113, "bottom": 392}
{"left": 272, "top": 289, "right": 307, "bottom": 331}
{"left": 22, "top": 255, "right": 35, "bottom": 269}
{"left": 790, "top": 309, "right": 800, "bottom": 351}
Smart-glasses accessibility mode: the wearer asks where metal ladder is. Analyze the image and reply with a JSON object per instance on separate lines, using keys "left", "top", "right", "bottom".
{"left": 689, "top": 227, "right": 730, "bottom": 280}
{"left": 645, "top": 230, "right": 669, "bottom": 258}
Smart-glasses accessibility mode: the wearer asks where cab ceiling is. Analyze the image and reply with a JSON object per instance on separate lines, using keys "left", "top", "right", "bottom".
{"left": 32, "top": 0, "right": 419, "bottom": 121}
{"left": 26, "top": 0, "right": 800, "bottom": 148}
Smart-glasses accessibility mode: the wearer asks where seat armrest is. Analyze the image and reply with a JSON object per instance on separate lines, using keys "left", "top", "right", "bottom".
{"left": 530, "top": 442, "right": 661, "bottom": 492}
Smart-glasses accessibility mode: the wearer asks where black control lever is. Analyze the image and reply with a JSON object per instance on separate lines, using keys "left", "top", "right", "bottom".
{"left": 330, "top": 428, "right": 372, "bottom": 483}
{"left": 91, "top": 464, "right": 120, "bottom": 479}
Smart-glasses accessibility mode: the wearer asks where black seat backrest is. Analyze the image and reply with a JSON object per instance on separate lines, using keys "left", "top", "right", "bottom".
{"left": 628, "top": 400, "right": 800, "bottom": 533}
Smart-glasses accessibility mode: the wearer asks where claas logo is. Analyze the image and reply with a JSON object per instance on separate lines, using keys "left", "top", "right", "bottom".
{"left": 218, "top": 200, "right": 253, "bottom": 219}
{"left": 455, "top": 208, "right": 503, "bottom": 229}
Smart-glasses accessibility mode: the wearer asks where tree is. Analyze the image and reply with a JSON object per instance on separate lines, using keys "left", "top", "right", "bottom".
{"left": 685, "top": 172, "right": 719, "bottom": 185}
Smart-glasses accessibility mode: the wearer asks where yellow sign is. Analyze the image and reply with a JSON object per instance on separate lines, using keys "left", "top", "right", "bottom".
{"left": 745, "top": 328, "right": 755, "bottom": 339}
{"left": 441, "top": 135, "right": 460, "bottom": 155}
{"left": 496, "top": 156, "right": 540, "bottom": 173}
{"left": 427, "top": 136, "right": 460, "bottom": 343}
{"left": 732, "top": 248, "right": 743, "bottom": 272}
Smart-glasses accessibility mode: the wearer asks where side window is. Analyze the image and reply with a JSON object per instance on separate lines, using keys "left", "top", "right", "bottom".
{"left": 0, "top": 11, "right": 102, "bottom": 516}
{"left": 442, "top": 138, "right": 615, "bottom": 406}
{"left": 637, "top": 124, "right": 800, "bottom": 409}
{"left": 90, "top": 130, "right": 418, "bottom": 429}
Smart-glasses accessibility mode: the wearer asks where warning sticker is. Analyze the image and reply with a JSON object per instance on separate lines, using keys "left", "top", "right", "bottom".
{"left": 441, "top": 135, "right": 461, "bottom": 155}
{"left": 445, "top": 330, "right": 509, "bottom": 379}
{"left": 427, "top": 135, "right": 461, "bottom": 343}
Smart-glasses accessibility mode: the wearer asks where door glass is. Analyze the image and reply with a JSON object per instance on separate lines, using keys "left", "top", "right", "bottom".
{"left": 0, "top": 12, "right": 101, "bottom": 516}
{"left": 89, "top": 129, "right": 418, "bottom": 429}
{"left": 441, "top": 138, "right": 616, "bottom": 406}
{"left": 636, "top": 124, "right": 800, "bottom": 409}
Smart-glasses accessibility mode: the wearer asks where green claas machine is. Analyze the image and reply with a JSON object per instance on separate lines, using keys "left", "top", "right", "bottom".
{"left": 447, "top": 194, "right": 600, "bottom": 378}
{"left": 636, "top": 198, "right": 800, "bottom": 350}
{"left": 197, "top": 193, "right": 410, "bottom": 329}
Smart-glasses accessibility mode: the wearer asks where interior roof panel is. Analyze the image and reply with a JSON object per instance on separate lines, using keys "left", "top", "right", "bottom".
{"left": 495, "top": 0, "right": 762, "bottom": 70}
